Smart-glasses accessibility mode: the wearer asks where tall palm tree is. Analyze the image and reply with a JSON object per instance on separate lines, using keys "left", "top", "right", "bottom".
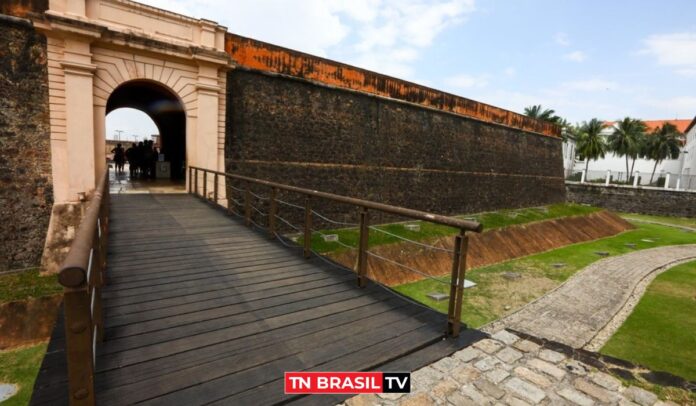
{"left": 524, "top": 105, "right": 560, "bottom": 123}
{"left": 629, "top": 122, "right": 647, "bottom": 175}
{"left": 576, "top": 118, "right": 607, "bottom": 173}
{"left": 607, "top": 117, "right": 646, "bottom": 175}
{"left": 646, "top": 123, "right": 683, "bottom": 184}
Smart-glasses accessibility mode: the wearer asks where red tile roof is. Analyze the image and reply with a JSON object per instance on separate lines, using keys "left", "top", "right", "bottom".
{"left": 604, "top": 119, "right": 692, "bottom": 133}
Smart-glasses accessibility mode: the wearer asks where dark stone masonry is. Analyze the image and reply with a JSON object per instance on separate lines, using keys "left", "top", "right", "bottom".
{"left": 0, "top": 17, "right": 53, "bottom": 271}
{"left": 225, "top": 70, "right": 565, "bottom": 224}
{"left": 566, "top": 183, "right": 696, "bottom": 218}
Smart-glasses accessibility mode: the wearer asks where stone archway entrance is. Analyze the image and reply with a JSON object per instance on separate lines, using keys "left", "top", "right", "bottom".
{"left": 33, "top": 0, "right": 230, "bottom": 204}
{"left": 107, "top": 80, "right": 187, "bottom": 181}
{"left": 33, "top": 0, "right": 231, "bottom": 272}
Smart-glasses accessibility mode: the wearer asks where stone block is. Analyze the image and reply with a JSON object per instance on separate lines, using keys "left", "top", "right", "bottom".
{"left": 460, "top": 384, "right": 493, "bottom": 405}
{"left": 484, "top": 368, "right": 510, "bottom": 385}
{"left": 538, "top": 349, "right": 565, "bottom": 364}
{"left": 446, "top": 392, "right": 478, "bottom": 406}
{"left": 557, "top": 387, "right": 594, "bottom": 406}
{"left": 496, "top": 347, "right": 523, "bottom": 364}
{"left": 398, "top": 392, "right": 435, "bottom": 406}
{"left": 589, "top": 371, "right": 622, "bottom": 391}
{"left": 451, "top": 365, "right": 481, "bottom": 384}
{"left": 527, "top": 358, "right": 566, "bottom": 380}
{"left": 453, "top": 347, "right": 483, "bottom": 363}
{"left": 474, "top": 356, "right": 504, "bottom": 372}
{"left": 513, "top": 366, "right": 552, "bottom": 389}
{"left": 431, "top": 356, "right": 459, "bottom": 373}
{"left": 491, "top": 330, "right": 519, "bottom": 345}
{"left": 473, "top": 339, "right": 504, "bottom": 354}
{"left": 574, "top": 377, "right": 619, "bottom": 403}
{"left": 431, "top": 378, "right": 460, "bottom": 401}
{"left": 474, "top": 378, "right": 506, "bottom": 399}
{"left": 513, "top": 340, "right": 541, "bottom": 354}
{"left": 504, "top": 377, "right": 546, "bottom": 404}
{"left": 623, "top": 386, "right": 658, "bottom": 406}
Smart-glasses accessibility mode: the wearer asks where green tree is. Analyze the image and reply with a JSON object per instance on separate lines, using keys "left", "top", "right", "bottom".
{"left": 645, "top": 123, "right": 683, "bottom": 184}
{"left": 524, "top": 105, "right": 561, "bottom": 123}
{"left": 607, "top": 117, "right": 646, "bottom": 175}
{"left": 576, "top": 118, "right": 608, "bottom": 174}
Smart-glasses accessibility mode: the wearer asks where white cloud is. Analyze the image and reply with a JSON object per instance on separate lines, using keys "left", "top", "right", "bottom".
{"left": 444, "top": 73, "right": 490, "bottom": 89}
{"left": 139, "top": 0, "right": 475, "bottom": 79}
{"left": 348, "top": 0, "right": 475, "bottom": 77}
{"left": 561, "top": 79, "right": 618, "bottom": 92}
{"left": 554, "top": 32, "right": 570, "bottom": 46}
{"left": 641, "top": 32, "right": 696, "bottom": 76}
{"left": 640, "top": 95, "right": 696, "bottom": 119}
{"left": 503, "top": 67, "right": 516, "bottom": 77}
{"left": 563, "top": 50, "right": 587, "bottom": 62}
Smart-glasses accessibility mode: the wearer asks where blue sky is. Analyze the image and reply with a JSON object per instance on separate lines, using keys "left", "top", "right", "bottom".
{"left": 107, "top": 0, "right": 696, "bottom": 140}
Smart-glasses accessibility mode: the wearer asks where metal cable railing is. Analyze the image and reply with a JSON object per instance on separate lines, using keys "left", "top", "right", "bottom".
{"left": 369, "top": 225, "right": 454, "bottom": 253}
{"left": 189, "top": 166, "right": 482, "bottom": 338}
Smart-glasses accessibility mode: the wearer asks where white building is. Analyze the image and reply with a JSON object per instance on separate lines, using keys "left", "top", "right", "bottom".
{"left": 565, "top": 119, "right": 691, "bottom": 187}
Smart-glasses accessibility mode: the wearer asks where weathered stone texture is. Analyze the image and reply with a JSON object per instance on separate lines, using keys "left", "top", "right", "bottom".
{"left": 566, "top": 183, "right": 696, "bottom": 218}
{"left": 0, "top": 18, "right": 52, "bottom": 271}
{"left": 225, "top": 70, "right": 565, "bottom": 224}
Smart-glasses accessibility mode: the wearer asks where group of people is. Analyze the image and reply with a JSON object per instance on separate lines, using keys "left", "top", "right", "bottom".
{"left": 111, "top": 140, "right": 160, "bottom": 178}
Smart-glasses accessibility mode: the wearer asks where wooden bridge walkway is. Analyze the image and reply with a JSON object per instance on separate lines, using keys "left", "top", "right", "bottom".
{"left": 32, "top": 193, "right": 484, "bottom": 405}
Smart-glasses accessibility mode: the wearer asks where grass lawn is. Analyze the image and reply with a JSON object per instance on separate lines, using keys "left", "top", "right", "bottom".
{"left": 0, "top": 269, "right": 62, "bottom": 305}
{"left": 394, "top": 221, "right": 696, "bottom": 328}
{"left": 601, "top": 260, "right": 696, "bottom": 382}
{"left": 620, "top": 213, "right": 696, "bottom": 229}
{"left": 305, "top": 203, "right": 599, "bottom": 253}
{"left": 0, "top": 343, "right": 47, "bottom": 406}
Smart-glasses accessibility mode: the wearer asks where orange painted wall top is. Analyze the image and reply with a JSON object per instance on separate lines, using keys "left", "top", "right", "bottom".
{"left": 225, "top": 33, "right": 560, "bottom": 138}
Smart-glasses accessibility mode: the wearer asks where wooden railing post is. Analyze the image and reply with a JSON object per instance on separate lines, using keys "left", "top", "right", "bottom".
{"left": 194, "top": 168, "right": 198, "bottom": 196}
{"left": 188, "top": 167, "right": 192, "bottom": 194}
{"left": 356, "top": 207, "right": 369, "bottom": 287}
{"left": 447, "top": 229, "right": 469, "bottom": 337}
{"left": 268, "top": 187, "right": 278, "bottom": 237}
{"left": 213, "top": 173, "right": 219, "bottom": 204}
{"left": 60, "top": 269, "right": 95, "bottom": 406}
{"left": 203, "top": 170, "right": 208, "bottom": 199}
{"left": 303, "top": 196, "right": 312, "bottom": 258}
{"left": 57, "top": 168, "right": 109, "bottom": 406}
{"left": 244, "top": 181, "right": 252, "bottom": 226}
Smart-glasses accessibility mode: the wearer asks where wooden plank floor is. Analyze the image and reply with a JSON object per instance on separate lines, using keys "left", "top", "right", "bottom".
{"left": 32, "top": 193, "right": 485, "bottom": 405}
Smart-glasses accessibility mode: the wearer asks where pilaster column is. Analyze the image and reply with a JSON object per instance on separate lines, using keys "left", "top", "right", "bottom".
{"left": 61, "top": 38, "right": 98, "bottom": 201}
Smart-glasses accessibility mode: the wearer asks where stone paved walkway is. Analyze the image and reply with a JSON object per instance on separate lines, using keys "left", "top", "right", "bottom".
{"left": 485, "top": 245, "right": 696, "bottom": 349}
{"left": 345, "top": 330, "right": 678, "bottom": 405}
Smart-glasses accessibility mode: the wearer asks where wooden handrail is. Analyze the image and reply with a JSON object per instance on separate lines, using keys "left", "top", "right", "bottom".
{"left": 190, "top": 166, "right": 482, "bottom": 337}
{"left": 58, "top": 168, "right": 110, "bottom": 406}
{"left": 190, "top": 167, "right": 482, "bottom": 232}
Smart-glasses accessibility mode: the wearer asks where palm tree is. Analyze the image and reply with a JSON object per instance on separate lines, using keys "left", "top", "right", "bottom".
{"left": 645, "top": 123, "right": 683, "bottom": 184}
{"left": 629, "top": 123, "right": 647, "bottom": 175}
{"left": 576, "top": 118, "right": 607, "bottom": 174}
{"left": 607, "top": 117, "right": 646, "bottom": 176}
{"left": 524, "top": 105, "right": 560, "bottom": 123}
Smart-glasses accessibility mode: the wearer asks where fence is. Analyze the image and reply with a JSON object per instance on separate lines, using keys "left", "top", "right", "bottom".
{"left": 188, "top": 166, "right": 483, "bottom": 339}
{"left": 566, "top": 169, "right": 696, "bottom": 191}
{"left": 57, "top": 168, "right": 110, "bottom": 405}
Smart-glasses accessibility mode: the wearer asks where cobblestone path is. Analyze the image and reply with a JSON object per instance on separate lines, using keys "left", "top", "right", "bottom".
{"left": 486, "top": 245, "right": 696, "bottom": 349}
{"left": 345, "top": 331, "right": 679, "bottom": 405}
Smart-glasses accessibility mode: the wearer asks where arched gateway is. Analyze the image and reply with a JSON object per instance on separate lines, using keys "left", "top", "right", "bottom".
{"left": 35, "top": 0, "right": 229, "bottom": 202}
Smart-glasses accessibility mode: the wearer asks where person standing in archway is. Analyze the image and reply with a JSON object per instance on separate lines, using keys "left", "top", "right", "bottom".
{"left": 112, "top": 143, "right": 125, "bottom": 174}
{"left": 125, "top": 143, "right": 137, "bottom": 178}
